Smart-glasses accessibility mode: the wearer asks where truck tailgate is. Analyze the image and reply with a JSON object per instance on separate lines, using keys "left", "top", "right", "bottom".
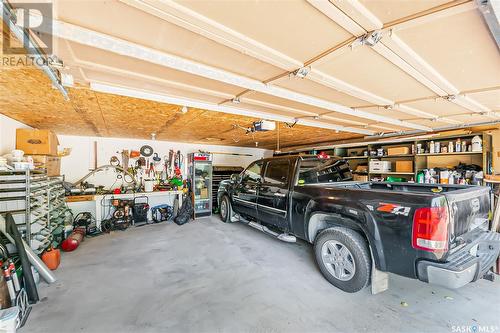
{"left": 445, "top": 186, "right": 490, "bottom": 246}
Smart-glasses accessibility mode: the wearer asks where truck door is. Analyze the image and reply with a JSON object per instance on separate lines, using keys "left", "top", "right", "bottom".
{"left": 257, "top": 159, "right": 291, "bottom": 230}
{"left": 232, "top": 160, "right": 262, "bottom": 219}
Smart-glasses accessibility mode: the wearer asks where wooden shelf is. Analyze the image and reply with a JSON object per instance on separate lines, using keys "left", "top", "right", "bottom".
{"left": 370, "top": 172, "right": 415, "bottom": 175}
{"left": 379, "top": 154, "right": 414, "bottom": 158}
{"left": 342, "top": 156, "right": 368, "bottom": 160}
{"left": 416, "top": 151, "right": 482, "bottom": 156}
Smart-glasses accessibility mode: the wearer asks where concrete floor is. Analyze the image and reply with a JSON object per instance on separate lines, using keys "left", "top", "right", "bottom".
{"left": 26, "top": 217, "right": 500, "bottom": 333}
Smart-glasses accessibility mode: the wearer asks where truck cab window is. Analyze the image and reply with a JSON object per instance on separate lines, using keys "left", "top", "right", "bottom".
{"left": 264, "top": 160, "right": 290, "bottom": 185}
{"left": 297, "top": 158, "right": 353, "bottom": 185}
{"left": 242, "top": 161, "right": 263, "bottom": 183}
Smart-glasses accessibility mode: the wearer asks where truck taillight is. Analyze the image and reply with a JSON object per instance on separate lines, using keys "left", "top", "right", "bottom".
{"left": 412, "top": 206, "right": 449, "bottom": 252}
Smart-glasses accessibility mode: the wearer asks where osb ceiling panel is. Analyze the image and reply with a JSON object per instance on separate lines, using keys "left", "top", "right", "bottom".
{"left": 55, "top": 1, "right": 284, "bottom": 81}
{"left": 315, "top": 46, "right": 435, "bottom": 101}
{"left": 397, "top": 10, "right": 500, "bottom": 92}
{"left": 176, "top": 0, "right": 353, "bottom": 62}
{"left": 0, "top": 66, "right": 360, "bottom": 149}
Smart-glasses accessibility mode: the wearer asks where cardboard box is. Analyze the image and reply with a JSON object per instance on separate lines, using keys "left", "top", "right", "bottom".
{"left": 200, "top": 188, "right": 209, "bottom": 199}
{"left": 353, "top": 174, "right": 368, "bottom": 182}
{"left": 16, "top": 129, "right": 59, "bottom": 156}
{"left": 396, "top": 160, "right": 413, "bottom": 173}
{"left": 28, "top": 155, "right": 61, "bottom": 176}
{"left": 355, "top": 165, "right": 368, "bottom": 173}
{"left": 369, "top": 160, "right": 392, "bottom": 172}
{"left": 387, "top": 146, "right": 410, "bottom": 156}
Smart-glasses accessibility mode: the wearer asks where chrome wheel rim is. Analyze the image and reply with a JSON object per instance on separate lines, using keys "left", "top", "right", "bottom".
{"left": 321, "top": 240, "right": 356, "bottom": 281}
{"left": 220, "top": 198, "right": 228, "bottom": 220}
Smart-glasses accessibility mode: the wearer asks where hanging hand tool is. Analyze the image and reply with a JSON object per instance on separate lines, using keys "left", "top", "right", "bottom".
{"left": 168, "top": 149, "right": 175, "bottom": 178}
{"left": 148, "top": 162, "right": 155, "bottom": 178}
{"left": 140, "top": 145, "right": 154, "bottom": 157}
{"left": 130, "top": 150, "right": 140, "bottom": 158}
{"left": 162, "top": 155, "right": 169, "bottom": 181}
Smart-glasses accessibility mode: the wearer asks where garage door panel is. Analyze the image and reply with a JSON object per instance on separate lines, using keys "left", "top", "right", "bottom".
{"left": 274, "top": 77, "right": 372, "bottom": 108}
{"left": 315, "top": 46, "right": 435, "bottom": 101}
{"left": 359, "top": 0, "right": 450, "bottom": 24}
{"left": 396, "top": 10, "right": 500, "bottom": 92}
{"left": 56, "top": 0, "right": 284, "bottom": 81}
{"left": 64, "top": 41, "right": 243, "bottom": 97}
{"left": 176, "top": 0, "right": 353, "bottom": 63}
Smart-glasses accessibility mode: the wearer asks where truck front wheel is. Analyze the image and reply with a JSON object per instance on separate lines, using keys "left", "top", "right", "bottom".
{"left": 219, "top": 195, "right": 234, "bottom": 223}
{"left": 314, "top": 227, "right": 371, "bottom": 293}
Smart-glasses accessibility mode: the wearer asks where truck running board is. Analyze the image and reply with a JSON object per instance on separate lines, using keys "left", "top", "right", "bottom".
{"left": 247, "top": 222, "right": 296, "bottom": 243}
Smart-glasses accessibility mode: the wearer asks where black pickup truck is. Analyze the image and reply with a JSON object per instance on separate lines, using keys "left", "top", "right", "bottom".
{"left": 217, "top": 155, "right": 500, "bottom": 293}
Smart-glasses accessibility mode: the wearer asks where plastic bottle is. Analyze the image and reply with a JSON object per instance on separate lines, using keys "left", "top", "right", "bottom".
{"left": 448, "top": 141, "right": 454, "bottom": 153}
{"left": 472, "top": 135, "right": 482, "bottom": 152}
{"left": 417, "top": 171, "right": 424, "bottom": 184}
{"left": 448, "top": 172, "right": 454, "bottom": 185}
{"left": 429, "top": 141, "right": 435, "bottom": 154}
{"left": 424, "top": 169, "right": 431, "bottom": 184}
{"left": 456, "top": 138, "right": 461, "bottom": 152}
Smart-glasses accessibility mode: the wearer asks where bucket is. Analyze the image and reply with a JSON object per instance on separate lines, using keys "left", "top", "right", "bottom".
{"left": 144, "top": 179, "right": 154, "bottom": 192}
{"left": 0, "top": 306, "right": 19, "bottom": 333}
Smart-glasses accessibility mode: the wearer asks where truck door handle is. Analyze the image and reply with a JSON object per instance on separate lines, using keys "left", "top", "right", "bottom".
{"left": 274, "top": 192, "right": 286, "bottom": 197}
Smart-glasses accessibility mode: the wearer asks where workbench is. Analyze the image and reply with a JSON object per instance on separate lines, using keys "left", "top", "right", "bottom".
{"left": 66, "top": 191, "right": 184, "bottom": 229}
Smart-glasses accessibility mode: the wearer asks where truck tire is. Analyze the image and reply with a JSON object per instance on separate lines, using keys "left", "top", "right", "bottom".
{"left": 219, "top": 195, "right": 234, "bottom": 223}
{"left": 314, "top": 227, "right": 371, "bottom": 293}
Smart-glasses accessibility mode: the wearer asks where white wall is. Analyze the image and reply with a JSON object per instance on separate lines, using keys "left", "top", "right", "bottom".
{"left": 0, "top": 113, "right": 272, "bottom": 185}
{"left": 59, "top": 135, "right": 272, "bottom": 186}
{"left": 0, "top": 114, "right": 32, "bottom": 155}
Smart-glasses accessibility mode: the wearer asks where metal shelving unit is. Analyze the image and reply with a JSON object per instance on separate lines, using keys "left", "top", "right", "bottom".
{"left": 0, "top": 169, "right": 52, "bottom": 254}
{"left": 47, "top": 176, "right": 70, "bottom": 248}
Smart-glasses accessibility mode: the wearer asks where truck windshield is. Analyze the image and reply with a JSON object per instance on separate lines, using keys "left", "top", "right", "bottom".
{"left": 297, "top": 158, "right": 353, "bottom": 185}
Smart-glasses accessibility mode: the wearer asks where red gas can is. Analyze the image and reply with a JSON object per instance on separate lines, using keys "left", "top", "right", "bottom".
{"left": 41, "top": 248, "right": 61, "bottom": 270}
{"left": 61, "top": 227, "right": 86, "bottom": 252}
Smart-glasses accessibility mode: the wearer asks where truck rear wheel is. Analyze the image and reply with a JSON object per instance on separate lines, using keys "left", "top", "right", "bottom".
{"left": 219, "top": 195, "right": 234, "bottom": 223}
{"left": 314, "top": 227, "right": 371, "bottom": 293}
